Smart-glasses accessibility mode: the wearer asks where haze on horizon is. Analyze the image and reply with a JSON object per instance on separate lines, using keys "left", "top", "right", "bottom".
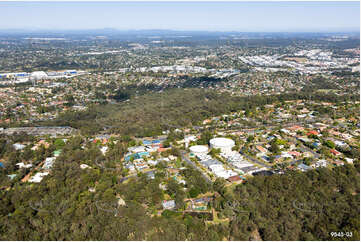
{"left": 0, "top": 1, "right": 359, "bottom": 32}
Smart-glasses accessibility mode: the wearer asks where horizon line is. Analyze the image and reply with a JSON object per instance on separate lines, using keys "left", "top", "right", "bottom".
{"left": 0, "top": 28, "right": 359, "bottom": 33}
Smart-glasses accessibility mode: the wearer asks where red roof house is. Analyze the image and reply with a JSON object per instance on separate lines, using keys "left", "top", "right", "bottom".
{"left": 307, "top": 130, "right": 319, "bottom": 136}
{"left": 330, "top": 149, "right": 341, "bottom": 156}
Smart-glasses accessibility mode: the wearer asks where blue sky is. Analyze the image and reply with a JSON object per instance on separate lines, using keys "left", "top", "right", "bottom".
{"left": 0, "top": 1, "right": 359, "bottom": 32}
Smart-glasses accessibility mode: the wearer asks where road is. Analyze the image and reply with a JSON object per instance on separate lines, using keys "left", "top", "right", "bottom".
{"left": 287, "top": 138, "right": 320, "bottom": 166}
{"left": 286, "top": 136, "right": 320, "bottom": 159}
{"left": 180, "top": 151, "right": 212, "bottom": 184}
{"left": 290, "top": 159, "right": 304, "bottom": 166}
{"left": 239, "top": 150, "right": 272, "bottom": 169}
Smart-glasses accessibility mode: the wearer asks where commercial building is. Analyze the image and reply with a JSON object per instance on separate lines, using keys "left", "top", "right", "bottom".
{"left": 209, "top": 164, "right": 237, "bottom": 179}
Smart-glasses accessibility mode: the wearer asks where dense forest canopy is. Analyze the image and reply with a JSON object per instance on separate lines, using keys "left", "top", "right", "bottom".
{"left": 41, "top": 88, "right": 358, "bottom": 136}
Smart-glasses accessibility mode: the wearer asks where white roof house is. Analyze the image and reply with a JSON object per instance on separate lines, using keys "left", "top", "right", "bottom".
{"left": 159, "top": 183, "right": 167, "bottom": 190}
{"left": 184, "top": 135, "right": 197, "bottom": 143}
{"left": 145, "top": 147, "right": 158, "bottom": 152}
{"left": 334, "top": 140, "right": 347, "bottom": 147}
{"left": 16, "top": 162, "right": 32, "bottom": 169}
{"left": 312, "top": 159, "right": 327, "bottom": 168}
{"left": 100, "top": 146, "right": 108, "bottom": 155}
{"left": 125, "top": 164, "right": 135, "bottom": 171}
{"left": 43, "top": 157, "right": 56, "bottom": 169}
{"left": 281, "top": 151, "right": 293, "bottom": 159}
{"left": 29, "top": 172, "right": 49, "bottom": 183}
{"left": 178, "top": 179, "right": 186, "bottom": 185}
{"left": 147, "top": 159, "right": 158, "bottom": 166}
{"left": 345, "top": 158, "right": 354, "bottom": 164}
{"left": 13, "top": 143, "right": 26, "bottom": 150}
{"left": 162, "top": 200, "right": 176, "bottom": 210}
{"left": 80, "top": 164, "right": 91, "bottom": 169}
{"left": 280, "top": 128, "right": 291, "bottom": 134}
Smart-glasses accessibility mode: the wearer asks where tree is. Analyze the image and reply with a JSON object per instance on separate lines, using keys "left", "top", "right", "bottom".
{"left": 213, "top": 178, "right": 226, "bottom": 194}
{"left": 197, "top": 131, "right": 213, "bottom": 145}
{"left": 163, "top": 140, "right": 171, "bottom": 148}
{"left": 303, "top": 157, "right": 313, "bottom": 166}
{"left": 54, "top": 139, "right": 65, "bottom": 149}
{"left": 320, "top": 147, "right": 331, "bottom": 157}
{"left": 189, "top": 187, "right": 201, "bottom": 198}
{"left": 64, "top": 94, "right": 75, "bottom": 106}
{"left": 247, "top": 135, "right": 254, "bottom": 143}
{"left": 175, "top": 190, "right": 186, "bottom": 209}
{"left": 270, "top": 142, "right": 280, "bottom": 154}
{"left": 324, "top": 140, "right": 335, "bottom": 149}
{"left": 111, "top": 89, "right": 130, "bottom": 102}
{"left": 232, "top": 144, "right": 240, "bottom": 151}
{"left": 166, "top": 179, "right": 181, "bottom": 197}
{"left": 208, "top": 148, "right": 221, "bottom": 158}
{"left": 103, "top": 188, "right": 116, "bottom": 202}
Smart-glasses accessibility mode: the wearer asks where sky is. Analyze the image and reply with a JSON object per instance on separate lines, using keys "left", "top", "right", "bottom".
{"left": 0, "top": 1, "right": 359, "bottom": 32}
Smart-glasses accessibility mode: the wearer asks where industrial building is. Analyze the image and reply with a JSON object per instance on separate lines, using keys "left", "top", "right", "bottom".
{"left": 0, "top": 72, "right": 29, "bottom": 79}
{"left": 208, "top": 164, "right": 237, "bottom": 179}
{"left": 0, "top": 70, "right": 87, "bottom": 83}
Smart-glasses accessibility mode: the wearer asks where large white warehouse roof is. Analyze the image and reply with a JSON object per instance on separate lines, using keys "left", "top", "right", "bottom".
{"left": 210, "top": 137, "right": 235, "bottom": 148}
{"left": 30, "top": 71, "right": 48, "bottom": 80}
{"left": 189, "top": 145, "right": 208, "bottom": 154}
